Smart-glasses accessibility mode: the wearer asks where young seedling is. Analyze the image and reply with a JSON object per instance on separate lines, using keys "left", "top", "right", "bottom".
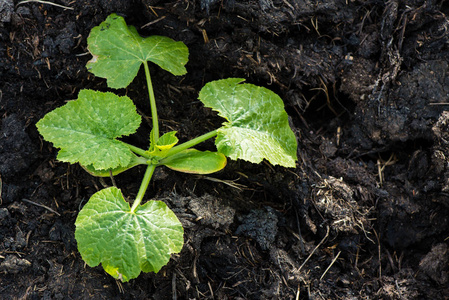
{"left": 36, "top": 14, "right": 298, "bottom": 282}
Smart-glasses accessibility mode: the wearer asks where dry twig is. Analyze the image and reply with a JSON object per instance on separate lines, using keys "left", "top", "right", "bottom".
{"left": 320, "top": 251, "right": 341, "bottom": 280}
{"left": 298, "top": 226, "right": 329, "bottom": 272}
{"left": 22, "top": 199, "right": 61, "bottom": 216}
{"left": 17, "top": 0, "right": 74, "bottom": 10}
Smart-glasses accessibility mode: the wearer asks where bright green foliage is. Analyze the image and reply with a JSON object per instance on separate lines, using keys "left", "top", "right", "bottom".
{"left": 86, "top": 13, "right": 189, "bottom": 88}
{"left": 75, "top": 187, "right": 184, "bottom": 282}
{"left": 198, "top": 78, "right": 298, "bottom": 167}
{"left": 148, "top": 130, "right": 179, "bottom": 157}
{"left": 82, "top": 155, "right": 146, "bottom": 177}
{"left": 36, "top": 89, "right": 141, "bottom": 170}
{"left": 37, "top": 13, "right": 298, "bottom": 283}
{"left": 160, "top": 149, "right": 227, "bottom": 174}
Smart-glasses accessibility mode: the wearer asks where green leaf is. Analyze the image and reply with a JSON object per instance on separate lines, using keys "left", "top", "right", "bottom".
{"left": 160, "top": 149, "right": 227, "bottom": 174}
{"left": 82, "top": 155, "right": 146, "bottom": 177}
{"left": 156, "top": 131, "right": 178, "bottom": 150}
{"left": 198, "top": 78, "right": 297, "bottom": 167}
{"left": 87, "top": 13, "right": 189, "bottom": 88}
{"left": 36, "top": 89, "right": 141, "bottom": 170}
{"left": 75, "top": 187, "right": 184, "bottom": 282}
{"left": 148, "top": 131, "right": 179, "bottom": 157}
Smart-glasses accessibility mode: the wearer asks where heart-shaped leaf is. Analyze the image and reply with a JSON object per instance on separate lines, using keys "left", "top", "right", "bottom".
{"left": 75, "top": 187, "right": 184, "bottom": 282}
{"left": 87, "top": 13, "right": 189, "bottom": 88}
{"left": 198, "top": 78, "right": 297, "bottom": 167}
{"left": 36, "top": 89, "right": 141, "bottom": 170}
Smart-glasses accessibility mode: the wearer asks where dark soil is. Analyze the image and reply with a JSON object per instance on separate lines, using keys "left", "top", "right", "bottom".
{"left": 1, "top": 0, "right": 449, "bottom": 299}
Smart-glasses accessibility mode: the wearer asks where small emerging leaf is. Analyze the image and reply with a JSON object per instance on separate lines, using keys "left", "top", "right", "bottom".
{"left": 198, "top": 78, "right": 297, "bottom": 167}
{"left": 87, "top": 13, "right": 189, "bottom": 88}
{"left": 75, "top": 187, "right": 184, "bottom": 282}
{"left": 156, "top": 131, "right": 178, "bottom": 150}
{"left": 160, "top": 149, "right": 227, "bottom": 174}
{"left": 148, "top": 131, "right": 179, "bottom": 157}
{"left": 36, "top": 90, "right": 141, "bottom": 170}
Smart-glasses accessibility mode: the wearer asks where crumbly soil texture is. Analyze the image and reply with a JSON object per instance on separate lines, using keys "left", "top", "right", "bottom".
{"left": 1, "top": 0, "right": 449, "bottom": 299}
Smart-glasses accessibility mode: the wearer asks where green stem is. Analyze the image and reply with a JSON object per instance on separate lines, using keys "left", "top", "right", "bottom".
{"left": 143, "top": 61, "right": 159, "bottom": 141}
{"left": 124, "top": 143, "right": 150, "bottom": 158}
{"left": 166, "top": 130, "right": 219, "bottom": 157}
{"left": 131, "top": 164, "right": 156, "bottom": 213}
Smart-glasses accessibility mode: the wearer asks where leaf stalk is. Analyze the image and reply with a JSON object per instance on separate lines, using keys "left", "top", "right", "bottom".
{"left": 131, "top": 164, "right": 156, "bottom": 213}
{"left": 143, "top": 61, "right": 159, "bottom": 141}
{"left": 166, "top": 130, "right": 219, "bottom": 157}
{"left": 125, "top": 143, "right": 150, "bottom": 158}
